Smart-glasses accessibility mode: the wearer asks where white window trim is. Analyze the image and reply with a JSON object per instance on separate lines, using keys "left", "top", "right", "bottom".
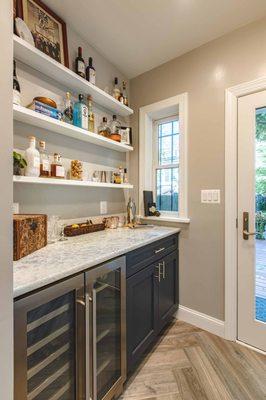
{"left": 139, "top": 93, "right": 189, "bottom": 223}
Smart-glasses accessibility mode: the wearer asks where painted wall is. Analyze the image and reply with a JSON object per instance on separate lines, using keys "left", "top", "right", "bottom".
{"left": 129, "top": 18, "right": 266, "bottom": 320}
{"left": 14, "top": 24, "right": 130, "bottom": 218}
{"left": 0, "top": 1, "right": 13, "bottom": 399}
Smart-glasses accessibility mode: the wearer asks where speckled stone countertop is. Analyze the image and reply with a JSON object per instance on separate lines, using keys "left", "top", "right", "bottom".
{"left": 14, "top": 226, "right": 180, "bottom": 298}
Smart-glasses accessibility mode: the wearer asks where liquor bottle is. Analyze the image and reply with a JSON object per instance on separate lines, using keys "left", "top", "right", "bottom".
{"left": 63, "top": 92, "right": 73, "bottom": 124}
{"left": 110, "top": 115, "right": 121, "bottom": 142}
{"left": 86, "top": 57, "right": 96, "bottom": 84}
{"left": 127, "top": 197, "right": 136, "bottom": 224}
{"left": 25, "top": 136, "right": 40, "bottom": 177}
{"left": 113, "top": 77, "right": 121, "bottom": 101}
{"left": 75, "top": 47, "right": 85, "bottom": 78}
{"left": 51, "top": 153, "right": 65, "bottom": 179}
{"left": 98, "top": 117, "right": 111, "bottom": 138}
{"left": 73, "top": 94, "right": 88, "bottom": 130}
{"left": 13, "top": 60, "right": 21, "bottom": 106}
{"left": 87, "top": 96, "right": 95, "bottom": 132}
{"left": 39, "top": 141, "right": 50, "bottom": 177}
{"left": 119, "top": 81, "right": 128, "bottom": 106}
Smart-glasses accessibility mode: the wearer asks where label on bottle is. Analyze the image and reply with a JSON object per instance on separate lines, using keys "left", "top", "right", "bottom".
{"left": 33, "top": 156, "right": 40, "bottom": 168}
{"left": 81, "top": 105, "right": 88, "bottom": 129}
{"left": 42, "top": 160, "right": 50, "bottom": 172}
{"left": 56, "top": 165, "right": 65, "bottom": 177}
{"left": 89, "top": 68, "right": 96, "bottom": 85}
{"left": 78, "top": 60, "right": 85, "bottom": 76}
{"left": 13, "top": 89, "right": 21, "bottom": 106}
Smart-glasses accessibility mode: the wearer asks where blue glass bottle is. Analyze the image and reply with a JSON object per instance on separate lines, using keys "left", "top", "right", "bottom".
{"left": 73, "top": 94, "right": 88, "bottom": 130}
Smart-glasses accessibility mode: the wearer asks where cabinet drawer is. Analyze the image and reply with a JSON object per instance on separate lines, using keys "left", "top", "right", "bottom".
{"left": 126, "top": 234, "right": 178, "bottom": 278}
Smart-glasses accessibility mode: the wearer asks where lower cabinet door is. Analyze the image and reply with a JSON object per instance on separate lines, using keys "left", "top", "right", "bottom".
{"left": 157, "top": 250, "right": 179, "bottom": 332}
{"left": 126, "top": 263, "right": 158, "bottom": 371}
{"left": 14, "top": 275, "right": 86, "bottom": 400}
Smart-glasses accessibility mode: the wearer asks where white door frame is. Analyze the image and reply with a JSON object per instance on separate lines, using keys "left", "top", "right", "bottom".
{"left": 225, "top": 76, "right": 266, "bottom": 340}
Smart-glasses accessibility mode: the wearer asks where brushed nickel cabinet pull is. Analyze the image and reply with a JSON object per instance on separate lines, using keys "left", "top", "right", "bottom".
{"left": 155, "top": 247, "right": 165, "bottom": 254}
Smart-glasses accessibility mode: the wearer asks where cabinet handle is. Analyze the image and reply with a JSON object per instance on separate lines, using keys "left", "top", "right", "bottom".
{"left": 155, "top": 247, "right": 165, "bottom": 254}
{"left": 92, "top": 289, "right": 97, "bottom": 400}
{"left": 155, "top": 264, "right": 161, "bottom": 282}
{"left": 162, "top": 261, "right": 166, "bottom": 279}
{"left": 76, "top": 299, "right": 86, "bottom": 307}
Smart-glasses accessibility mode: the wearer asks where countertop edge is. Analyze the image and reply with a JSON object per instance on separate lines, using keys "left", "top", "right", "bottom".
{"left": 14, "top": 228, "right": 180, "bottom": 299}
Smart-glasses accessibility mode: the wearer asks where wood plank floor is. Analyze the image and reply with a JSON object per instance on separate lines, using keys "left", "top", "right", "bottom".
{"left": 119, "top": 320, "right": 266, "bottom": 400}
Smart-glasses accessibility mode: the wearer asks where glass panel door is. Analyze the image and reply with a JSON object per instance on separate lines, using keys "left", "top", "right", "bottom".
{"left": 93, "top": 269, "right": 121, "bottom": 400}
{"left": 238, "top": 90, "right": 266, "bottom": 352}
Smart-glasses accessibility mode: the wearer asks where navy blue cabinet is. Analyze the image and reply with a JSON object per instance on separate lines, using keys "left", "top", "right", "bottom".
{"left": 126, "top": 234, "right": 179, "bottom": 372}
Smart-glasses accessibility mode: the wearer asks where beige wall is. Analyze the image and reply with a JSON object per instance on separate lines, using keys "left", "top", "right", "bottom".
{"left": 0, "top": 1, "right": 13, "bottom": 398}
{"left": 130, "top": 18, "right": 266, "bottom": 320}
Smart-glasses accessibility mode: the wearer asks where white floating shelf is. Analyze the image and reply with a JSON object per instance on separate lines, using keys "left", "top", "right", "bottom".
{"left": 13, "top": 105, "right": 133, "bottom": 153}
{"left": 13, "top": 176, "right": 133, "bottom": 189}
{"left": 14, "top": 34, "right": 133, "bottom": 117}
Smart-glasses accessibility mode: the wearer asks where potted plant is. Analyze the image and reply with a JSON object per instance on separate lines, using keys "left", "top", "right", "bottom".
{"left": 13, "top": 151, "right": 27, "bottom": 176}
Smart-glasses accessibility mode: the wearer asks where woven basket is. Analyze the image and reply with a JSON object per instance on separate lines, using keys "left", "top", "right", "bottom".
{"left": 64, "top": 222, "right": 105, "bottom": 237}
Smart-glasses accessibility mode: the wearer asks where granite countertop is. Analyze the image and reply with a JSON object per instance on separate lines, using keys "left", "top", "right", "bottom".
{"left": 14, "top": 226, "right": 180, "bottom": 298}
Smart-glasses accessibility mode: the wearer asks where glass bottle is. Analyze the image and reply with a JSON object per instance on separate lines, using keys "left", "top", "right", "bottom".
{"left": 98, "top": 117, "right": 111, "bottom": 138}
{"left": 25, "top": 136, "right": 40, "bottom": 177}
{"left": 63, "top": 92, "right": 73, "bottom": 124}
{"left": 119, "top": 165, "right": 124, "bottom": 183}
{"left": 75, "top": 47, "right": 85, "bottom": 78}
{"left": 110, "top": 115, "right": 121, "bottom": 142}
{"left": 13, "top": 60, "right": 21, "bottom": 106}
{"left": 51, "top": 153, "right": 65, "bottom": 179}
{"left": 113, "top": 77, "right": 121, "bottom": 101}
{"left": 87, "top": 96, "right": 95, "bottom": 132}
{"left": 119, "top": 81, "right": 128, "bottom": 106}
{"left": 73, "top": 94, "right": 88, "bottom": 130}
{"left": 39, "top": 141, "right": 50, "bottom": 177}
{"left": 86, "top": 57, "right": 96, "bottom": 85}
{"left": 123, "top": 168, "right": 128, "bottom": 183}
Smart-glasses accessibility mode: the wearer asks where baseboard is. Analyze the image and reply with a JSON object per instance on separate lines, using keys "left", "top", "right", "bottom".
{"left": 175, "top": 305, "right": 225, "bottom": 338}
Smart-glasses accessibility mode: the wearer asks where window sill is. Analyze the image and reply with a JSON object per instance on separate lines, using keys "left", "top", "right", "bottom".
{"left": 141, "top": 216, "right": 190, "bottom": 224}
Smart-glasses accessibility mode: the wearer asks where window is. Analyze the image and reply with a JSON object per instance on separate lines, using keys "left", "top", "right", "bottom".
{"left": 153, "top": 116, "right": 179, "bottom": 214}
{"left": 139, "top": 93, "right": 189, "bottom": 223}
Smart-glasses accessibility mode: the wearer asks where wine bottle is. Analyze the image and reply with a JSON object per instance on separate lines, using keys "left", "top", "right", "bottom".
{"left": 75, "top": 47, "right": 85, "bottom": 78}
{"left": 63, "top": 92, "right": 73, "bottom": 124}
{"left": 13, "top": 60, "right": 21, "bottom": 106}
{"left": 86, "top": 57, "right": 96, "bottom": 84}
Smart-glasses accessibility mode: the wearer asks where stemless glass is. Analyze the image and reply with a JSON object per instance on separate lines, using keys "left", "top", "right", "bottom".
{"left": 47, "top": 215, "right": 60, "bottom": 243}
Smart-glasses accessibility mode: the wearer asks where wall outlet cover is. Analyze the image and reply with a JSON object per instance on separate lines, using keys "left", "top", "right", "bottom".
{"left": 100, "top": 201, "right": 107, "bottom": 214}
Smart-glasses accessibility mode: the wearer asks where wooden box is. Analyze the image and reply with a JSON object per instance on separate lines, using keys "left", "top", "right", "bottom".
{"left": 13, "top": 214, "right": 47, "bottom": 261}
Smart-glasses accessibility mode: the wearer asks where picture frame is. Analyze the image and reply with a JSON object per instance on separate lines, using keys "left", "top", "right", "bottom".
{"left": 120, "top": 126, "right": 132, "bottom": 146}
{"left": 16, "top": 0, "right": 69, "bottom": 67}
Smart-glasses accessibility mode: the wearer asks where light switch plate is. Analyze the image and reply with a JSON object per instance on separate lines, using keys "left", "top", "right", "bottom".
{"left": 201, "top": 190, "right": 220, "bottom": 204}
{"left": 100, "top": 201, "right": 107, "bottom": 214}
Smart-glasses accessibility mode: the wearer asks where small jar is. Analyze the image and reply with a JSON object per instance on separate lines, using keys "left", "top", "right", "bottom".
{"left": 98, "top": 117, "right": 111, "bottom": 138}
{"left": 70, "top": 160, "right": 83, "bottom": 180}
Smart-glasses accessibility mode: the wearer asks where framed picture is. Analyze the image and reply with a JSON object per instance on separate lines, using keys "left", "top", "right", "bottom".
{"left": 17, "top": 0, "right": 69, "bottom": 67}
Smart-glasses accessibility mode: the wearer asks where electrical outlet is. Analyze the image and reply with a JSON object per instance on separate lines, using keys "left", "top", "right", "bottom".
{"left": 100, "top": 201, "right": 107, "bottom": 214}
{"left": 201, "top": 190, "right": 220, "bottom": 204}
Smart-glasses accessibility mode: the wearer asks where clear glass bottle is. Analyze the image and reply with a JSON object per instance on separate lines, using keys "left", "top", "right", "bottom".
{"left": 39, "top": 141, "right": 50, "bottom": 177}
{"left": 113, "top": 77, "right": 121, "bottom": 101}
{"left": 63, "top": 92, "right": 73, "bottom": 124}
{"left": 123, "top": 168, "right": 128, "bottom": 183}
{"left": 87, "top": 96, "right": 95, "bottom": 132}
{"left": 13, "top": 60, "right": 21, "bottom": 106}
{"left": 51, "top": 153, "right": 65, "bottom": 179}
{"left": 98, "top": 117, "right": 111, "bottom": 138}
{"left": 110, "top": 115, "right": 121, "bottom": 142}
{"left": 86, "top": 57, "right": 96, "bottom": 85}
{"left": 73, "top": 94, "right": 88, "bottom": 130}
{"left": 119, "top": 165, "right": 124, "bottom": 183}
{"left": 119, "top": 81, "right": 128, "bottom": 106}
{"left": 25, "top": 136, "right": 40, "bottom": 177}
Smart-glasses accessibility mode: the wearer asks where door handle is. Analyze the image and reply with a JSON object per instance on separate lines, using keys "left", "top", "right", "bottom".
{"left": 243, "top": 212, "right": 258, "bottom": 240}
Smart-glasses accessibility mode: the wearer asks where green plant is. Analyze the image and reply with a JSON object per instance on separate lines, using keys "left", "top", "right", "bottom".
{"left": 13, "top": 151, "right": 27, "bottom": 169}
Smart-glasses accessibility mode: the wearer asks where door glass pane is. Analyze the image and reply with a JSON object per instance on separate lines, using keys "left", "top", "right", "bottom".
{"left": 94, "top": 268, "right": 121, "bottom": 400}
{"left": 27, "top": 292, "right": 76, "bottom": 400}
{"left": 156, "top": 168, "right": 178, "bottom": 212}
{"left": 255, "top": 107, "right": 266, "bottom": 323}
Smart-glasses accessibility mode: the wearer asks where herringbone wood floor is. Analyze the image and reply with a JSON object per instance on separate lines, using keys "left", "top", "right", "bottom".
{"left": 120, "top": 320, "right": 266, "bottom": 400}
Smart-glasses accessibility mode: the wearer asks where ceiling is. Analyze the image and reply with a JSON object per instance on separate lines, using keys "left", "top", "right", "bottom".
{"left": 44, "top": 0, "right": 266, "bottom": 78}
